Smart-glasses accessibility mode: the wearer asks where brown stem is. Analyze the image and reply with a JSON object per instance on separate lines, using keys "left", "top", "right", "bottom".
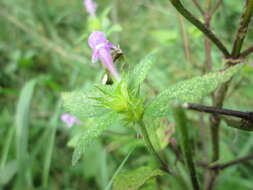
{"left": 177, "top": 13, "right": 192, "bottom": 63}
{"left": 205, "top": 80, "right": 229, "bottom": 190}
{"left": 209, "top": 0, "right": 253, "bottom": 163}
{"left": 203, "top": 14, "right": 212, "bottom": 73}
{"left": 210, "top": 79, "right": 229, "bottom": 159}
{"left": 231, "top": 0, "right": 253, "bottom": 58}
{"left": 206, "top": 1, "right": 253, "bottom": 189}
{"left": 202, "top": 3, "right": 214, "bottom": 187}
{"left": 186, "top": 103, "right": 253, "bottom": 122}
{"left": 198, "top": 153, "right": 253, "bottom": 170}
{"left": 210, "top": 0, "right": 223, "bottom": 17}
{"left": 169, "top": 0, "right": 230, "bottom": 58}
{"left": 191, "top": 0, "right": 204, "bottom": 15}
{"left": 210, "top": 153, "right": 253, "bottom": 170}
{"left": 240, "top": 45, "right": 253, "bottom": 58}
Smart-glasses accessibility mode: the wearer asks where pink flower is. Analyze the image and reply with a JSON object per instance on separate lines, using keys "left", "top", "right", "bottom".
{"left": 88, "top": 31, "right": 121, "bottom": 81}
{"left": 61, "top": 113, "right": 81, "bottom": 128}
{"left": 84, "top": 0, "right": 97, "bottom": 17}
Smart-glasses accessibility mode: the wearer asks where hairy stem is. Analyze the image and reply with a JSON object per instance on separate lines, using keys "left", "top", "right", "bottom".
{"left": 231, "top": 0, "right": 253, "bottom": 58}
{"left": 173, "top": 106, "right": 199, "bottom": 190}
{"left": 210, "top": 79, "right": 229, "bottom": 161}
{"left": 206, "top": 1, "right": 253, "bottom": 189}
{"left": 202, "top": 1, "right": 214, "bottom": 187}
{"left": 210, "top": 0, "right": 253, "bottom": 163}
{"left": 210, "top": 153, "right": 253, "bottom": 170}
{"left": 138, "top": 120, "right": 171, "bottom": 174}
{"left": 240, "top": 45, "right": 253, "bottom": 58}
{"left": 198, "top": 153, "right": 253, "bottom": 170}
{"left": 186, "top": 103, "right": 253, "bottom": 122}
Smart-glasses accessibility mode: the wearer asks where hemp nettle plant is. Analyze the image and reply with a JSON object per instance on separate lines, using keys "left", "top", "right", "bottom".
{"left": 62, "top": 0, "right": 253, "bottom": 189}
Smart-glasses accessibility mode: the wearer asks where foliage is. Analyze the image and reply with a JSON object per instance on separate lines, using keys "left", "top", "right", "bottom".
{"left": 1, "top": 0, "right": 253, "bottom": 190}
{"left": 62, "top": 50, "right": 241, "bottom": 168}
{"left": 72, "top": 111, "right": 119, "bottom": 165}
{"left": 145, "top": 65, "right": 242, "bottom": 117}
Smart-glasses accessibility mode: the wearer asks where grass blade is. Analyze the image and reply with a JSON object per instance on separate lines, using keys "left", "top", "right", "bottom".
{"left": 0, "top": 126, "right": 15, "bottom": 169}
{"left": 42, "top": 101, "right": 61, "bottom": 188}
{"left": 15, "top": 79, "right": 37, "bottom": 187}
{"left": 104, "top": 147, "right": 135, "bottom": 190}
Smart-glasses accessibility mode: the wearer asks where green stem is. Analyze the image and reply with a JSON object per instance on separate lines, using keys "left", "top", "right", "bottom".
{"left": 169, "top": 0, "right": 230, "bottom": 57}
{"left": 173, "top": 106, "right": 199, "bottom": 190}
{"left": 138, "top": 120, "right": 171, "bottom": 174}
{"left": 231, "top": 0, "right": 253, "bottom": 58}
{"left": 210, "top": 80, "right": 229, "bottom": 163}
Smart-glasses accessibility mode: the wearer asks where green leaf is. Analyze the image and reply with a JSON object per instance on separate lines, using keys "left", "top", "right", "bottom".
{"left": 139, "top": 179, "right": 157, "bottom": 190}
{"left": 222, "top": 116, "right": 253, "bottom": 131}
{"left": 128, "top": 52, "right": 157, "bottom": 90}
{"left": 94, "top": 83, "right": 116, "bottom": 96}
{"left": 72, "top": 112, "right": 119, "bottom": 165}
{"left": 42, "top": 102, "right": 61, "bottom": 188}
{"left": 15, "top": 79, "right": 37, "bottom": 186}
{"left": 0, "top": 160, "right": 17, "bottom": 185}
{"left": 146, "top": 119, "right": 175, "bottom": 151}
{"left": 0, "top": 125, "right": 15, "bottom": 170}
{"left": 145, "top": 65, "right": 241, "bottom": 117}
{"left": 62, "top": 90, "right": 108, "bottom": 120}
{"left": 112, "top": 166, "right": 164, "bottom": 190}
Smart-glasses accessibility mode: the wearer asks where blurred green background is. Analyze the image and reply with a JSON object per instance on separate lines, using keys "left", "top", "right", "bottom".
{"left": 0, "top": 0, "right": 253, "bottom": 189}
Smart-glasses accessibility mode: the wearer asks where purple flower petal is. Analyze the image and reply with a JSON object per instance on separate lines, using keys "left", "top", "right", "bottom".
{"left": 88, "top": 31, "right": 121, "bottom": 81}
{"left": 88, "top": 31, "right": 107, "bottom": 49}
{"left": 92, "top": 49, "right": 99, "bottom": 63}
{"left": 61, "top": 113, "right": 81, "bottom": 128}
